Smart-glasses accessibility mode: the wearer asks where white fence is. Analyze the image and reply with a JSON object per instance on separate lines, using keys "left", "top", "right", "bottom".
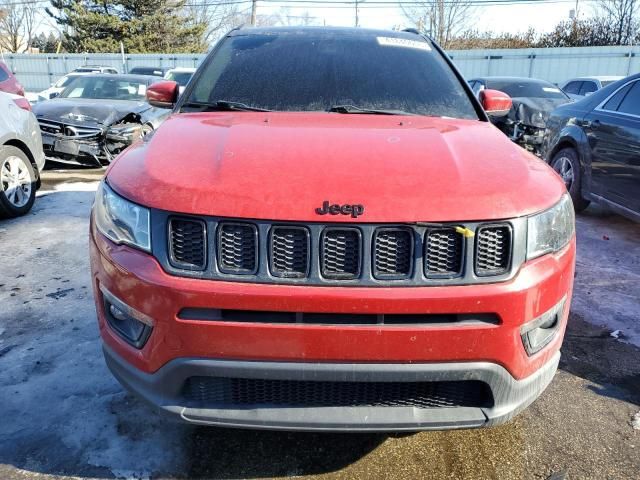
{"left": 0, "top": 53, "right": 205, "bottom": 91}
{"left": 2, "top": 45, "right": 639, "bottom": 92}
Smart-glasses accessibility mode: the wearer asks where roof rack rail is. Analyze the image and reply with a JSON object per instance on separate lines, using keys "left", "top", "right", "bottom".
{"left": 402, "top": 28, "right": 420, "bottom": 35}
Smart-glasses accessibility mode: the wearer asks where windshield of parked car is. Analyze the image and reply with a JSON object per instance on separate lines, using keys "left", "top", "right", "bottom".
{"left": 486, "top": 80, "right": 569, "bottom": 100}
{"left": 185, "top": 32, "right": 478, "bottom": 119}
{"left": 54, "top": 75, "right": 78, "bottom": 88}
{"left": 166, "top": 71, "right": 194, "bottom": 86}
{"left": 59, "top": 76, "right": 147, "bottom": 100}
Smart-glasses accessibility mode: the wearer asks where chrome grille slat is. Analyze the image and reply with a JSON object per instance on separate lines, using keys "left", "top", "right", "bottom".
{"left": 373, "top": 228, "right": 413, "bottom": 279}
{"left": 425, "top": 228, "right": 464, "bottom": 278}
{"left": 168, "top": 217, "right": 206, "bottom": 270}
{"left": 321, "top": 228, "right": 362, "bottom": 279}
{"left": 217, "top": 223, "right": 258, "bottom": 274}
{"left": 475, "top": 225, "right": 512, "bottom": 276}
{"left": 270, "top": 227, "right": 310, "bottom": 278}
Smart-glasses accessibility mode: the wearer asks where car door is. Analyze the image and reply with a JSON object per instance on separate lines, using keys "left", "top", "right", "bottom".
{"left": 583, "top": 79, "right": 640, "bottom": 212}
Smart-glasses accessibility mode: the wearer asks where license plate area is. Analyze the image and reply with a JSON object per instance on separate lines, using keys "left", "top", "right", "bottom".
{"left": 54, "top": 140, "right": 80, "bottom": 156}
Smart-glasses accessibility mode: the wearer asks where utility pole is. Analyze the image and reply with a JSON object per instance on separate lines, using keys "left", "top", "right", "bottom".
{"left": 355, "top": 0, "right": 359, "bottom": 27}
{"left": 251, "top": 0, "right": 257, "bottom": 26}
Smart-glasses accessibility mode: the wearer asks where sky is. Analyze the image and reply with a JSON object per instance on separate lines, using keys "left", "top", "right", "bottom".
{"left": 256, "top": 0, "right": 596, "bottom": 35}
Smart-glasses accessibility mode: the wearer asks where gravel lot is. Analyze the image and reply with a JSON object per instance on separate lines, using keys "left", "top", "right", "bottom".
{"left": 0, "top": 169, "right": 638, "bottom": 480}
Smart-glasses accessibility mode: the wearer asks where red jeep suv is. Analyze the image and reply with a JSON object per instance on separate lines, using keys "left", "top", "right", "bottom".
{"left": 90, "top": 27, "right": 575, "bottom": 431}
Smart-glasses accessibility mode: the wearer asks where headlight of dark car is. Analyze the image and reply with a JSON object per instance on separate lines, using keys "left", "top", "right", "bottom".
{"left": 94, "top": 181, "right": 151, "bottom": 252}
{"left": 529, "top": 111, "right": 546, "bottom": 129}
{"left": 527, "top": 194, "right": 574, "bottom": 260}
{"left": 106, "top": 123, "right": 144, "bottom": 142}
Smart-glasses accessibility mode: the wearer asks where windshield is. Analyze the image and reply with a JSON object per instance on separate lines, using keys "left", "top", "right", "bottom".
{"left": 166, "top": 71, "right": 194, "bottom": 86}
{"left": 54, "top": 75, "right": 76, "bottom": 88}
{"left": 486, "top": 80, "right": 569, "bottom": 100}
{"left": 60, "top": 77, "right": 147, "bottom": 100}
{"left": 185, "top": 32, "right": 478, "bottom": 119}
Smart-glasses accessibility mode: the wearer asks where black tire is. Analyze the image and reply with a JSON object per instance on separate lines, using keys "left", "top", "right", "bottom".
{"left": 551, "top": 147, "right": 590, "bottom": 212}
{"left": 0, "top": 145, "right": 37, "bottom": 219}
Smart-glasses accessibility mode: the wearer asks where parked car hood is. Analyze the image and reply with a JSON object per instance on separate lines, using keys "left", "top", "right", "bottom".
{"left": 106, "top": 112, "right": 566, "bottom": 222}
{"left": 508, "top": 96, "right": 571, "bottom": 127}
{"left": 33, "top": 98, "right": 150, "bottom": 126}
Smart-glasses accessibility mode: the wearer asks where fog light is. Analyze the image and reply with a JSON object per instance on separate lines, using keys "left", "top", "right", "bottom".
{"left": 520, "top": 296, "right": 566, "bottom": 356}
{"left": 100, "top": 285, "right": 153, "bottom": 349}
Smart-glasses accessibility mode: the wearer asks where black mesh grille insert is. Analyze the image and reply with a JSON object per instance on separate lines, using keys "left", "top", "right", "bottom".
{"left": 217, "top": 223, "right": 258, "bottom": 274}
{"left": 425, "top": 228, "right": 464, "bottom": 278}
{"left": 321, "top": 228, "right": 361, "bottom": 279}
{"left": 168, "top": 218, "right": 206, "bottom": 270}
{"left": 183, "top": 377, "right": 494, "bottom": 409}
{"left": 373, "top": 228, "right": 413, "bottom": 279}
{"left": 475, "top": 224, "right": 512, "bottom": 276}
{"left": 270, "top": 227, "right": 309, "bottom": 278}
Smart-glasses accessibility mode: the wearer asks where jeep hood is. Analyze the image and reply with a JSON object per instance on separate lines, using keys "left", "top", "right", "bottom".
{"left": 33, "top": 98, "right": 149, "bottom": 126}
{"left": 107, "top": 112, "right": 566, "bottom": 222}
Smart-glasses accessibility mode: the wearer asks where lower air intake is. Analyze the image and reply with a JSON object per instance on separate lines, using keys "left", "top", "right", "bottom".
{"left": 182, "top": 377, "right": 494, "bottom": 409}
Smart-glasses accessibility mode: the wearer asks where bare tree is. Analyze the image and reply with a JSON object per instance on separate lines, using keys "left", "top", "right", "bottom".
{"left": 0, "top": 0, "right": 40, "bottom": 53}
{"left": 400, "top": 0, "right": 475, "bottom": 48}
{"left": 185, "top": 0, "right": 249, "bottom": 45}
{"left": 274, "top": 7, "right": 318, "bottom": 26}
{"left": 594, "top": 0, "right": 640, "bottom": 45}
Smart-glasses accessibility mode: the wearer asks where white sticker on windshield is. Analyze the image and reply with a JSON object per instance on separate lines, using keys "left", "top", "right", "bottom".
{"left": 543, "top": 87, "right": 561, "bottom": 93}
{"left": 377, "top": 36, "right": 431, "bottom": 51}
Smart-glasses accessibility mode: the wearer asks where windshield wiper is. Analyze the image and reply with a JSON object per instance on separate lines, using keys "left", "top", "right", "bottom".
{"left": 182, "top": 100, "right": 270, "bottom": 112}
{"left": 328, "top": 104, "right": 414, "bottom": 115}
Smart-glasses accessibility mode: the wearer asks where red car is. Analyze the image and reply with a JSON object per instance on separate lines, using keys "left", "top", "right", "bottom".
{"left": 0, "top": 62, "right": 25, "bottom": 97}
{"left": 90, "top": 27, "right": 575, "bottom": 431}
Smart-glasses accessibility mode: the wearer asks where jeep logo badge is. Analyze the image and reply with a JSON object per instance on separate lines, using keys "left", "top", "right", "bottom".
{"left": 315, "top": 201, "right": 365, "bottom": 218}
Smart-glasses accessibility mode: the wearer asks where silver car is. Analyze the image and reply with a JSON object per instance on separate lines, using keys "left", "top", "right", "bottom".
{"left": 0, "top": 91, "right": 45, "bottom": 218}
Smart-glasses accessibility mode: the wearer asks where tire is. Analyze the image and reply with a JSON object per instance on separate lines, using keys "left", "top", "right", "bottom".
{"left": 0, "top": 145, "right": 37, "bottom": 219}
{"left": 551, "top": 147, "right": 590, "bottom": 212}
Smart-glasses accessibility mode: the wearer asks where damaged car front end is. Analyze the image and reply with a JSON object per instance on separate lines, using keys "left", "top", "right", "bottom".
{"left": 469, "top": 77, "right": 571, "bottom": 157}
{"left": 33, "top": 74, "right": 169, "bottom": 166}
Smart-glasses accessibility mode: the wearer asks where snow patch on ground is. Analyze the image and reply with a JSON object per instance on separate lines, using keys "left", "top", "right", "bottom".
{"left": 571, "top": 210, "right": 640, "bottom": 348}
{"left": 0, "top": 186, "right": 187, "bottom": 479}
{"left": 633, "top": 412, "right": 640, "bottom": 430}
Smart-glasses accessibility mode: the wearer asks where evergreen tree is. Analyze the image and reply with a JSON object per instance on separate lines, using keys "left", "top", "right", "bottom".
{"left": 47, "top": 0, "right": 206, "bottom": 53}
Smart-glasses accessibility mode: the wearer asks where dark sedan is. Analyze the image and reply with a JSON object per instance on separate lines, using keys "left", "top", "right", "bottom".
{"left": 469, "top": 76, "right": 572, "bottom": 156}
{"left": 544, "top": 74, "right": 640, "bottom": 221}
{"left": 33, "top": 74, "right": 170, "bottom": 167}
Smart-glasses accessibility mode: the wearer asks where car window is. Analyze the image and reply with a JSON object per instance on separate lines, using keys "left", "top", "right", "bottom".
{"left": 0, "top": 66, "right": 8, "bottom": 82}
{"left": 187, "top": 32, "right": 479, "bottom": 119}
{"left": 563, "top": 81, "right": 582, "bottom": 95}
{"left": 487, "top": 80, "right": 569, "bottom": 99}
{"left": 60, "top": 76, "right": 147, "bottom": 100}
{"left": 602, "top": 82, "right": 635, "bottom": 112}
{"left": 579, "top": 81, "right": 597, "bottom": 95}
{"left": 472, "top": 81, "right": 485, "bottom": 96}
{"left": 166, "top": 71, "right": 194, "bottom": 86}
{"left": 54, "top": 75, "right": 75, "bottom": 88}
{"left": 616, "top": 81, "right": 640, "bottom": 116}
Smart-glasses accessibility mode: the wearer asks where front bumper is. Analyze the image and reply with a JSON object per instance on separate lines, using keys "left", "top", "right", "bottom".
{"left": 91, "top": 224, "right": 574, "bottom": 431}
{"left": 104, "top": 343, "right": 560, "bottom": 431}
{"left": 41, "top": 132, "right": 107, "bottom": 166}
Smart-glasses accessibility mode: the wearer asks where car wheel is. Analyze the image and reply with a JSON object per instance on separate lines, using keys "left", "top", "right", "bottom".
{"left": 0, "top": 146, "right": 37, "bottom": 219}
{"left": 551, "top": 147, "right": 590, "bottom": 212}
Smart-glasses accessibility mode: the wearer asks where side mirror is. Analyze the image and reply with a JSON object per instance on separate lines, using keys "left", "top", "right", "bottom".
{"left": 50, "top": 92, "right": 60, "bottom": 99}
{"left": 146, "top": 80, "right": 179, "bottom": 109}
{"left": 479, "top": 89, "right": 512, "bottom": 117}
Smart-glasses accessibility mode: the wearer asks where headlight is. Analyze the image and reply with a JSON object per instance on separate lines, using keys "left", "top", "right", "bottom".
{"left": 527, "top": 194, "right": 574, "bottom": 260}
{"left": 529, "top": 111, "right": 546, "bottom": 128}
{"left": 94, "top": 181, "right": 151, "bottom": 252}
